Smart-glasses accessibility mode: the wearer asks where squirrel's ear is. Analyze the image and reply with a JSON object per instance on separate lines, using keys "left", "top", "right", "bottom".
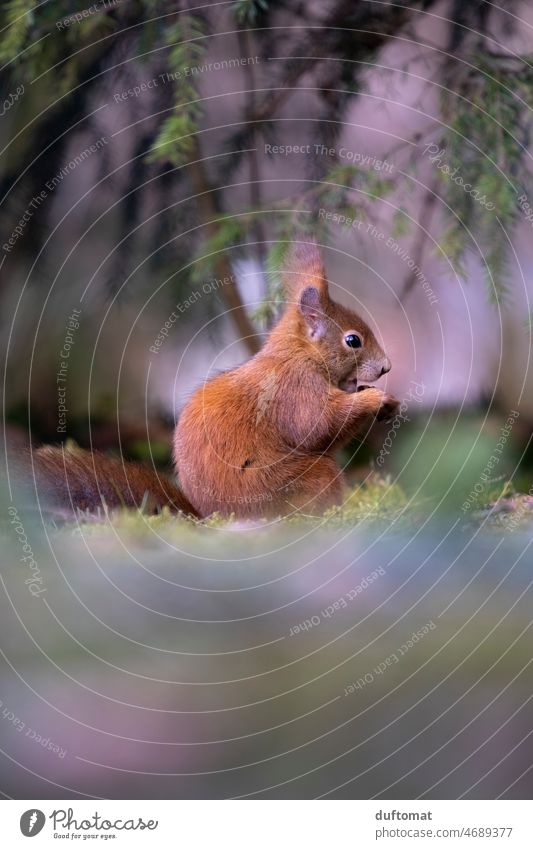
{"left": 283, "top": 240, "right": 329, "bottom": 301}
{"left": 299, "top": 286, "right": 327, "bottom": 337}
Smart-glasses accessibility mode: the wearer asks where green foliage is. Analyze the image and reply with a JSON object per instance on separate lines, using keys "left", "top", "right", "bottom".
{"left": 392, "top": 207, "right": 410, "bottom": 238}
{"left": 252, "top": 226, "right": 300, "bottom": 326}
{"left": 264, "top": 238, "right": 290, "bottom": 293}
{"left": 232, "top": 0, "right": 269, "bottom": 25}
{"left": 0, "top": 1, "right": 125, "bottom": 91}
{"left": 436, "top": 52, "right": 533, "bottom": 302}
{"left": 437, "top": 224, "right": 468, "bottom": 281}
{"left": 252, "top": 162, "right": 397, "bottom": 325}
{"left": 252, "top": 239, "right": 290, "bottom": 326}
{"left": 189, "top": 215, "right": 246, "bottom": 282}
{"left": 50, "top": 475, "right": 411, "bottom": 535}
{"left": 128, "top": 439, "right": 171, "bottom": 465}
{"left": 0, "top": 0, "right": 530, "bottom": 323}
{"left": 148, "top": 15, "right": 207, "bottom": 166}
{"left": 316, "top": 476, "right": 409, "bottom": 528}
{"left": 0, "top": 0, "right": 32, "bottom": 65}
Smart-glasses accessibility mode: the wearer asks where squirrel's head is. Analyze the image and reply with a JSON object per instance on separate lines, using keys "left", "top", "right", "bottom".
{"left": 284, "top": 241, "right": 391, "bottom": 393}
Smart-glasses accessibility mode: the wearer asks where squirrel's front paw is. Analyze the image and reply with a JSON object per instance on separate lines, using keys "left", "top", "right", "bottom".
{"left": 376, "top": 393, "right": 400, "bottom": 423}
{"left": 354, "top": 387, "right": 400, "bottom": 423}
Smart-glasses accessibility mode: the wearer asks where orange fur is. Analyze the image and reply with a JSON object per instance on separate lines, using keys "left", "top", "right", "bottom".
{"left": 30, "top": 445, "right": 199, "bottom": 517}
{"left": 29, "top": 242, "right": 398, "bottom": 520}
{"left": 174, "top": 241, "right": 398, "bottom": 517}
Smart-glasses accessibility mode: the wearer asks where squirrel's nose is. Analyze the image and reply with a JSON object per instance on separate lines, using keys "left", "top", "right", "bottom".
{"left": 380, "top": 358, "right": 391, "bottom": 377}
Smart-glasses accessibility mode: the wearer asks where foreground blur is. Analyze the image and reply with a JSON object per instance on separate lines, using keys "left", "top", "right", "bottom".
{"left": 0, "top": 485, "right": 531, "bottom": 799}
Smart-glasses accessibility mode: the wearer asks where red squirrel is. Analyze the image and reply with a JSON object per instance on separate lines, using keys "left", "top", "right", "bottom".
{"left": 30, "top": 242, "right": 399, "bottom": 519}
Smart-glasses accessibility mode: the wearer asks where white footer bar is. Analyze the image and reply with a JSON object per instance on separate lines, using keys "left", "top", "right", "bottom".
{"left": 1, "top": 799, "right": 531, "bottom": 847}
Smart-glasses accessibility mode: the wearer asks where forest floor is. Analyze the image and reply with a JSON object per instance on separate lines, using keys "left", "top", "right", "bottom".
{"left": 46, "top": 475, "right": 533, "bottom": 540}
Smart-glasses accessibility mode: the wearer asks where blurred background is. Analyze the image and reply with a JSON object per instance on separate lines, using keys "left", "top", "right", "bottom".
{"left": 1, "top": 0, "right": 533, "bottom": 799}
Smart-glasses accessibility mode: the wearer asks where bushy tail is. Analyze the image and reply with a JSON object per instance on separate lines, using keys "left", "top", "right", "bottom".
{"left": 26, "top": 444, "right": 199, "bottom": 517}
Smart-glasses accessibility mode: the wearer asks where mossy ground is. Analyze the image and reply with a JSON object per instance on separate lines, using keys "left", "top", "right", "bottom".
{"left": 54, "top": 475, "right": 401, "bottom": 529}
{"left": 45, "top": 474, "right": 533, "bottom": 542}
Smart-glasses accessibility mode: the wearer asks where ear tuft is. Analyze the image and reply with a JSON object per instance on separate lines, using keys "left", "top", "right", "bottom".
{"left": 282, "top": 240, "right": 329, "bottom": 301}
{"left": 299, "top": 286, "right": 327, "bottom": 337}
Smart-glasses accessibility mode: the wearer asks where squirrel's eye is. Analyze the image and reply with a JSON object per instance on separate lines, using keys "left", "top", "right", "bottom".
{"left": 344, "top": 333, "right": 362, "bottom": 349}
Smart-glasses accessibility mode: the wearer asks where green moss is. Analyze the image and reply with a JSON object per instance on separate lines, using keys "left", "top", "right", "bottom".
{"left": 52, "top": 475, "right": 410, "bottom": 540}
{"left": 43, "top": 470, "right": 533, "bottom": 544}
